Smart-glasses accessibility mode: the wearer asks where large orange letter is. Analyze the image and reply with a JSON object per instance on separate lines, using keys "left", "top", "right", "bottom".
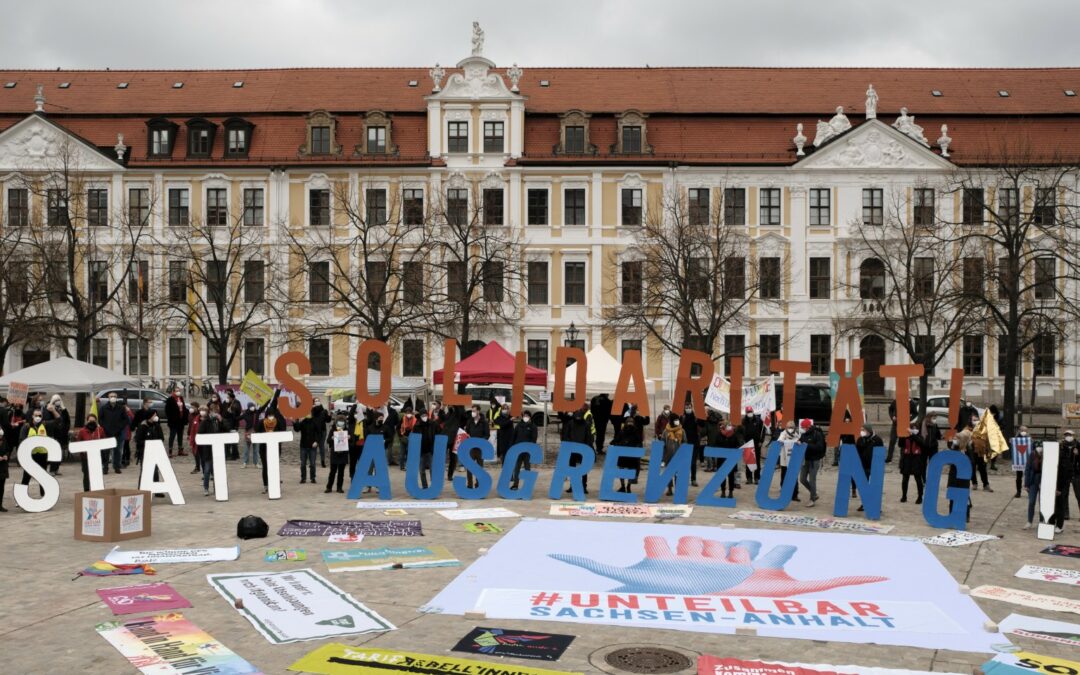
{"left": 612, "top": 350, "right": 650, "bottom": 417}
{"left": 441, "top": 339, "right": 471, "bottom": 407}
{"left": 552, "top": 346, "right": 587, "bottom": 414}
{"left": 511, "top": 351, "right": 527, "bottom": 417}
{"left": 728, "top": 357, "right": 744, "bottom": 421}
{"left": 945, "top": 367, "right": 964, "bottom": 442}
{"left": 356, "top": 339, "right": 391, "bottom": 408}
{"left": 880, "top": 363, "right": 924, "bottom": 439}
{"left": 274, "top": 351, "right": 312, "bottom": 419}
{"left": 771, "top": 359, "right": 811, "bottom": 424}
{"left": 827, "top": 358, "right": 865, "bottom": 447}
{"left": 672, "top": 348, "right": 714, "bottom": 418}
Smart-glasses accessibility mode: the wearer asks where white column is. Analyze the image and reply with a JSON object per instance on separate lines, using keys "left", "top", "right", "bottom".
{"left": 510, "top": 100, "right": 525, "bottom": 158}
{"left": 509, "top": 170, "right": 522, "bottom": 229}
{"left": 427, "top": 101, "right": 442, "bottom": 158}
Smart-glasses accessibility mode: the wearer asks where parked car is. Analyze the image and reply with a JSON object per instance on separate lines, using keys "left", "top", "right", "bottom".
{"left": 331, "top": 393, "right": 405, "bottom": 416}
{"left": 95, "top": 388, "right": 169, "bottom": 415}
{"left": 463, "top": 385, "right": 547, "bottom": 425}
{"left": 772, "top": 383, "right": 833, "bottom": 426}
{"left": 923, "top": 396, "right": 984, "bottom": 428}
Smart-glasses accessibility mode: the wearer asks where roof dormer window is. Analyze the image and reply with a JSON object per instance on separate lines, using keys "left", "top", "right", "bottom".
{"left": 557, "top": 110, "right": 595, "bottom": 155}
{"left": 615, "top": 110, "right": 652, "bottom": 155}
{"left": 358, "top": 111, "right": 396, "bottom": 155}
{"left": 186, "top": 118, "right": 216, "bottom": 158}
{"left": 223, "top": 117, "right": 255, "bottom": 158}
{"left": 301, "top": 110, "right": 340, "bottom": 156}
{"left": 146, "top": 118, "right": 179, "bottom": 158}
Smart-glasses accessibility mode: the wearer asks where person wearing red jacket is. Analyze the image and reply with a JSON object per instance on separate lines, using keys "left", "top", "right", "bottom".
{"left": 76, "top": 414, "right": 106, "bottom": 492}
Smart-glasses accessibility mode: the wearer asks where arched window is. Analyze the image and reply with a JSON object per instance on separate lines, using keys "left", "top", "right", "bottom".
{"left": 859, "top": 258, "right": 886, "bottom": 299}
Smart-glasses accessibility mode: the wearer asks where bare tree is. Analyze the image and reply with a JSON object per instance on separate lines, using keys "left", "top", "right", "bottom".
{"left": 0, "top": 224, "right": 51, "bottom": 373}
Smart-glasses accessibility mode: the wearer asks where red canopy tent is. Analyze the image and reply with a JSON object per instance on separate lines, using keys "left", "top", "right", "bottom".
{"left": 432, "top": 341, "right": 548, "bottom": 386}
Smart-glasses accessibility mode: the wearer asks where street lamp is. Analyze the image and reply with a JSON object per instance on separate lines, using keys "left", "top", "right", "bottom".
{"left": 565, "top": 321, "right": 579, "bottom": 346}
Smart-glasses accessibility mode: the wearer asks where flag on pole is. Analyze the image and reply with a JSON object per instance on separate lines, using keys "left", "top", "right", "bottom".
{"left": 741, "top": 440, "right": 757, "bottom": 470}
{"left": 89, "top": 395, "right": 99, "bottom": 420}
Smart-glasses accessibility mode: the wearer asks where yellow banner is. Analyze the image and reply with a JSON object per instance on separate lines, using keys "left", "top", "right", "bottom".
{"left": 289, "top": 644, "right": 581, "bottom": 675}
{"left": 240, "top": 369, "right": 273, "bottom": 407}
{"left": 972, "top": 409, "right": 1009, "bottom": 458}
{"left": 992, "top": 651, "right": 1080, "bottom": 673}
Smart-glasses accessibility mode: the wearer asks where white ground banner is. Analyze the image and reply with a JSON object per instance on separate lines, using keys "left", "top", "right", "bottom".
{"left": 697, "top": 655, "right": 965, "bottom": 674}
{"left": 917, "top": 531, "right": 1000, "bottom": 547}
{"left": 207, "top": 569, "right": 394, "bottom": 644}
{"left": 998, "top": 613, "right": 1080, "bottom": 648}
{"left": 355, "top": 501, "right": 458, "bottom": 510}
{"left": 971, "top": 585, "right": 1080, "bottom": 615}
{"left": 549, "top": 503, "right": 694, "bottom": 518}
{"left": 729, "top": 510, "right": 895, "bottom": 535}
{"left": 1015, "top": 564, "right": 1080, "bottom": 587}
{"left": 436, "top": 507, "right": 521, "bottom": 521}
{"left": 106, "top": 545, "right": 240, "bottom": 564}
{"left": 424, "top": 519, "right": 999, "bottom": 652}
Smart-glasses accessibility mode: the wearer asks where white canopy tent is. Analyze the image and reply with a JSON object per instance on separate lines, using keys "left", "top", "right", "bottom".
{"left": 0, "top": 357, "right": 138, "bottom": 395}
{"left": 551, "top": 345, "right": 657, "bottom": 396}
{"left": 311, "top": 372, "right": 428, "bottom": 400}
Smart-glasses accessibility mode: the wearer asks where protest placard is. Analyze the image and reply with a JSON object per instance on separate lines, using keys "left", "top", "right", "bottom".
{"left": 918, "top": 531, "right": 1000, "bottom": 547}
{"left": 696, "top": 655, "right": 964, "bottom": 675}
{"left": 452, "top": 627, "right": 574, "bottom": 662}
{"left": 705, "top": 374, "right": 775, "bottom": 415}
{"left": 355, "top": 501, "right": 459, "bottom": 510}
{"left": 265, "top": 549, "right": 307, "bottom": 562}
{"left": 980, "top": 651, "right": 1080, "bottom": 674}
{"left": 1041, "top": 543, "right": 1080, "bottom": 559}
{"left": 729, "top": 510, "right": 895, "bottom": 534}
{"left": 971, "top": 585, "right": 1080, "bottom": 615}
{"left": 328, "top": 533, "right": 365, "bottom": 544}
{"left": 96, "top": 613, "right": 263, "bottom": 674}
{"left": 278, "top": 519, "right": 422, "bottom": 537}
{"left": 437, "top": 507, "right": 520, "bottom": 521}
{"left": 240, "top": 369, "right": 274, "bottom": 407}
{"left": 96, "top": 582, "right": 191, "bottom": 615}
{"left": 549, "top": 503, "right": 694, "bottom": 518}
{"left": 321, "top": 545, "right": 459, "bottom": 572}
{"left": 7, "top": 381, "right": 28, "bottom": 407}
{"left": 289, "top": 644, "right": 580, "bottom": 675}
{"left": 465, "top": 522, "right": 502, "bottom": 533}
{"left": 105, "top": 545, "right": 240, "bottom": 565}
{"left": 998, "top": 613, "right": 1080, "bottom": 649}
{"left": 1015, "top": 564, "right": 1080, "bottom": 587}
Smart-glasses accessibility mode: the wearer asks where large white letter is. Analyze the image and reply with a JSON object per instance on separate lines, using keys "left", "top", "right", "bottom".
{"left": 252, "top": 430, "right": 292, "bottom": 500}
{"left": 68, "top": 437, "right": 115, "bottom": 491}
{"left": 195, "top": 432, "right": 238, "bottom": 501}
{"left": 1038, "top": 441, "right": 1060, "bottom": 541}
{"left": 138, "top": 439, "right": 185, "bottom": 505}
{"left": 14, "top": 437, "right": 61, "bottom": 512}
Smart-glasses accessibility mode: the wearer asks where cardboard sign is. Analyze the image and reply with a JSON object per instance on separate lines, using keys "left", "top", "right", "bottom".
{"left": 240, "top": 369, "right": 274, "bottom": 407}
{"left": 289, "top": 644, "right": 580, "bottom": 675}
{"left": 265, "top": 549, "right": 307, "bottom": 562}
{"left": 74, "top": 489, "right": 152, "bottom": 542}
{"left": 7, "top": 381, "right": 28, "bottom": 407}
{"left": 1016, "top": 564, "right": 1080, "bottom": 587}
{"left": 465, "top": 522, "right": 503, "bottom": 534}
{"left": 321, "top": 545, "right": 459, "bottom": 572}
{"left": 96, "top": 582, "right": 192, "bottom": 615}
{"left": 453, "top": 626, "right": 575, "bottom": 662}
{"left": 278, "top": 519, "right": 422, "bottom": 537}
{"left": 333, "top": 430, "right": 349, "bottom": 453}
{"left": 96, "top": 613, "right": 264, "bottom": 674}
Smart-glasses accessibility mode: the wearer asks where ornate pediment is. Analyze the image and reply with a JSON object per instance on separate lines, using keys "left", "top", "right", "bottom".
{"left": 796, "top": 120, "right": 953, "bottom": 171}
{"left": 429, "top": 55, "right": 524, "bottom": 102}
{"left": 0, "top": 115, "right": 123, "bottom": 172}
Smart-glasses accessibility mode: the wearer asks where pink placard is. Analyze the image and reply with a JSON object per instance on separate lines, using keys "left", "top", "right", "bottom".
{"left": 96, "top": 582, "right": 192, "bottom": 615}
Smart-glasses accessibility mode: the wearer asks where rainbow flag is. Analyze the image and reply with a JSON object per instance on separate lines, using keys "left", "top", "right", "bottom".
{"left": 77, "top": 561, "right": 156, "bottom": 578}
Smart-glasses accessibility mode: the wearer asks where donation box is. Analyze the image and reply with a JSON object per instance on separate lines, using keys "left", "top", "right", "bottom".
{"left": 74, "top": 489, "right": 152, "bottom": 542}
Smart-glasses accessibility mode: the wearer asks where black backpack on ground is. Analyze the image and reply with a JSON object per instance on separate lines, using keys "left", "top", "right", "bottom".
{"left": 237, "top": 515, "right": 269, "bottom": 539}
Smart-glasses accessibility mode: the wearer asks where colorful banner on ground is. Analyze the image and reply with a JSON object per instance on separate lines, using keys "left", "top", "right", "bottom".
{"left": 96, "top": 613, "right": 263, "bottom": 674}
{"left": 355, "top": 501, "right": 458, "bottom": 509}
{"left": 321, "top": 546, "right": 459, "bottom": 572}
{"left": 78, "top": 561, "right": 156, "bottom": 577}
{"left": 265, "top": 549, "right": 307, "bottom": 562}
{"left": 705, "top": 375, "right": 776, "bottom": 416}
{"left": 278, "top": 519, "right": 422, "bottom": 537}
{"left": 1015, "top": 564, "right": 1080, "bottom": 587}
{"left": 998, "top": 613, "right": 1080, "bottom": 649}
{"left": 1042, "top": 543, "right": 1080, "bottom": 559}
{"left": 971, "top": 585, "right": 1080, "bottom": 615}
{"left": 425, "top": 518, "right": 998, "bottom": 652}
{"left": 105, "top": 545, "right": 240, "bottom": 565}
{"left": 240, "top": 369, "right": 274, "bottom": 407}
{"left": 980, "top": 651, "right": 1080, "bottom": 674}
{"left": 328, "top": 533, "right": 365, "bottom": 544}
{"left": 97, "top": 582, "right": 192, "bottom": 616}
{"left": 728, "top": 510, "right": 895, "bottom": 535}
{"left": 696, "top": 655, "right": 964, "bottom": 675}
{"left": 549, "top": 503, "right": 694, "bottom": 518}
{"left": 288, "top": 644, "right": 581, "bottom": 675}
{"left": 918, "top": 531, "right": 1000, "bottom": 547}
{"left": 208, "top": 569, "right": 393, "bottom": 644}
{"left": 437, "top": 507, "right": 520, "bottom": 521}
{"left": 452, "top": 626, "right": 575, "bottom": 662}
{"left": 465, "top": 522, "right": 503, "bottom": 534}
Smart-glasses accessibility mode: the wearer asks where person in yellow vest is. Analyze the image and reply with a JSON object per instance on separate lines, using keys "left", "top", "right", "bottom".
{"left": 19, "top": 408, "right": 63, "bottom": 499}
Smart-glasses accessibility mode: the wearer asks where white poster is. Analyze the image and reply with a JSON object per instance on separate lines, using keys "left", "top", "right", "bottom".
{"left": 119, "top": 494, "right": 145, "bottom": 535}
{"left": 82, "top": 497, "right": 105, "bottom": 537}
{"left": 437, "top": 507, "right": 520, "bottom": 521}
{"left": 697, "top": 655, "right": 964, "bottom": 675}
{"left": 424, "top": 519, "right": 1000, "bottom": 653}
{"left": 333, "top": 430, "right": 349, "bottom": 453}
{"left": 549, "top": 503, "right": 693, "bottom": 518}
{"left": 705, "top": 375, "right": 776, "bottom": 415}
{"left": 971, "top": 585, "right": 1080, "bottom": 615}
{"left": 998, "top": 613, "right": 1080, "bottom": 648}
{"left": 917, "top": 531, "right": 1000, "bottom": 547}
{"left": 355, "top": 501, "right": 459, "bottom": 510}
{"left": 106, "top": 545, "right": 240, "bottom": 565}
{"left": 328, "top": 533, "right": 365, "bottom": 544}
{"left": 207, "top": 569, "right": 394, "bottom": 644}
{"left": 1015, "top": 564, "right": 1080, "bottom": 587}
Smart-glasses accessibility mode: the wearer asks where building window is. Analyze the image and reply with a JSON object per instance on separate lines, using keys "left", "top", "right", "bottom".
{"left": 206, "top": 260, "right": 226, "bottom": 306}
{"left": 724, "top": 335, "right": 746, "bottom": 376}
{"left": 366, "top": 188, "right": 387, "bottom": 225}
{"left": 859, "top": 258, "right": 885, "bottom": 300}
{"left": 620, "top": 188, "right": 643, "bottom": 226}
{"left": 622, "top": 125, "right": 642, "bottom": 153}
{"left": 188, "top": 125, "right": 212, "bottom": 157}
{"left": 309, "top": 339, "right": 330, "bottom": 376}
{"left": 7, "top": 188, "right": 28, "bottom": 226}
{"left": 448, "top": 121, "right": 469, "bottom": 153}
{"left": 564, "top": 188, "right": 586, "bottom": 225}
{"left": 527, "top": 260, "right": 548, "bottom": 305}
{"left": 863, "top": 188, "right": 883, "bottom": 226}
{"left": 87, "top": 189, "right": 108, "bottom": 227}
{"left": 810, "top": 334, "right": 831, "bottom": 376}
{"left": 242, "top": 188, "right": 263, "bottom": 226}
{"left": 243, "top": 259, "right": 265, "bottom": 303}
{"left": 126, "top": 338, "right": 149, "bottom": 376}
{"left": 403, "top": 188, "right": 424, "bottom": 225}
{"left": 621, "top": 260, "right": 642, "bottom": 304}
{"left": 962, "top": 257, "right": 984, "bottom": 296}
{"left": 915, "top": 334, "right": 936, "bottom": 376}
{"left": 564, "top": 261, "right": 585, "bottom": 305}
{"left": 310, "top": 188, "right": 330, "bottom": 226}
{"left": 962, "top": 335, "right": 983, "bottom": 376}
{"left": 809, "top": 257, "right": 831, "bottom": 299}
{"left": 243, "top": 338, "right": 265, "bottom": 376}
{"left": 688, "top": 258, "right": 709, "bottom": 300}
{"left": 724, "top": 256, "right": 746, "bottom": 299}
{"left": 168, "top": 338, "right": 187, "bottom": 376}
{"left": 168, "top": 261, "right": 187, "bottom": 303}
{"left": 168, "top": 188, "right": 189, "bottom": 226}
{"left": 527, "top": 188, "right": 548, "bottom": 225}
{"left": 998, "top": 334, "right": 1012, "bottom": 377}
{"left": 723, "top": 187, "right": 746, "bottom": 225}
{"left": 310, "top": 126, "right": 331, "bottom": 155}
{"left": 482, "top": 121, "right": 504, "bottom": 153}
{"left": 127, "top": 188, "right": 149, "bottom": 227}
{"left": 446, "top": 188, "right": 468, "bottom": 226}
{"left": 226, "top": 127, "right": 248, "bottom": 156}
{"left": 1034, "top": 334, "right": 1055, "bottom": 376}
{"left": 759, "top": 334, "right": 780, "bottom": 376}
{"left": 913, "top": 188, "right": 935, "bottom": 226}
{"left": 998, "top": 187, "right": 1019, "bottom": 227}
{"left": 527, "top": 339, "right": 549, "bottom": 370}
{"left": 962, "top": 188, "right": 984, "bottom": 225}
{"left": 808, "top": 188, "right": 830, "bottom": 226}
{"left": 913, "top": 257, "right": 934, "bottom": 299}
{"left": 759, "top": 257, "right": 781, "bottom": 299}
{"left": 91, "top": 338, "right": 109, "bottom": 369}
{"left": 482, "top": 261, "right": 504, "bottom": 302}
{"left": 47, "top": 189, "right": 67, "bottom": 226}
{"left": 1034, "top": 257, "right": 1055, "bottom": 299}
{"left": 760, "top": 188, "right": 781, "bottom": 226}
{"left": 151, "top": 127, "right": 171, "bottom": 156}
{"left": 1033, "top": 187, "right": 1056, "bottom": 225}
{"left": 619, "top": 339, "right": 642, "bottom": 363}
{"left": 45, "top": 264, "right": 66, "bottom": 302}
{"left": 366, "top": 126, "right": 386, "bottom": 154}
{"left": 128, "top": 260, "right": 149, "bottom": 303}
{"left": 403, "top": 262, "right": 424, "bottom": 305}
{"left": 998, "top": 259, "right": 1014, "bottom": 300}
{"left": 206, "top": 188, "right": 227, "bottom": 226}
{"left": 564, "top": 125, "right": 585, "bottom": 154}
{"left": 402, "top": 339, "right": 424, "bottom": 377}
{"left": 482, "top": 188, "right": 504, "bottom": 226}
{"left": 88, "top": 261, "right": 108, "bottom": 304}
{"left": 309, "top": 261, "right": 330, "bottom": 303}
{"left": 447, "top": 261, "right": 466, "bottom": 303}
{"left": 688, "top": 188, "right": 709, "bottom": 226}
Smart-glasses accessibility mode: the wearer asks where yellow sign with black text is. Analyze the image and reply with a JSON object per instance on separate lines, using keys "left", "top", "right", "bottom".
{"left": 289, "top": 643, "right": 581, "bottom": 675}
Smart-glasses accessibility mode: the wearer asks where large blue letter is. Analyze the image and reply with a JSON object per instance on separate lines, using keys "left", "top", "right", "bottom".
{"left": 834, "top": 443, "right": 885, "bottom": 519}
{"left": 754, "top": 441, "right": 805, "bottom": 511}
{"left": 697, "top": 445, "right": 740, "bottom": 508}
{"left": 404, "top": 432, "right": 447, "bottom": 500}
{"left": 548, "top": 442, "right": 595, "bottom": 501}
{"left": 453, "top": 438, "right": 495, "bottom": 499}
{"left": 346, "top": 435, "right": 391, "bottom": 499}
{"left": 497, "top": 442, "right": 542, "bottom": 500}
{"left": 923, "top": 449, "right": 971, "bottom": 530}
{"left": 599, "top": 444, "right": 644, "bottom": 503}
{"left": 644, "top": 440, "right": 693, "bottom": 504}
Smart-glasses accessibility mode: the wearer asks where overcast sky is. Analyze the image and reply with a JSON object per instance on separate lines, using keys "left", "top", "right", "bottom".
{"left": 2, "top": 0, "right": 1079, "bottom": 69}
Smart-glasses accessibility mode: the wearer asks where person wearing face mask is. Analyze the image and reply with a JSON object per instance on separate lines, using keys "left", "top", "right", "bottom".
{"left": 1066, "top": 430, "right": 1080, "bottom": 519}
{"left": 165, "top": 386, "right": 188, "bottom": 457}
{"left": 590, "top": 393, "right": 613, "bottom": 457}
{"left": 509, "top": 412, "right": 538, "bottom": 490}
{"left": 1052, "top": 436, "right": 1074, "bottom": 534}
{"left": 382, "top": 404, "right": 400, "bottom": 469}
{"left": 715, "top": 424, "right": 742, "bottom": 499}
{"left": 19, "top": 408, "right": 60, "bottom": 498}
{"left": 679, "top": 403, "right": 702, "bottom": 487}
{"left": 854, "top": 424, "right": 883, "bottom": 511}
{"left": 398, "top": 407, "right": 416, "bottom": 472}
{"left": 293, "top": 409, "right": 321, "bottom": 485}
{"left": 921, "top": 413, "right": 941, "bottom": 482}
{"left": 967, "top": 414, "right": 993, "bottom": 492}
{"left": 655, "top": 405, "right": 672, "bottom": 439}
{"left": 223, "top": 390, "right": 243, "bottom": 461}
{"left": 240, "top": 403, "right": 260, "bottom": 469}
{"left": 740, "top": 406, "right": 764, "bottom": 484}
{"left": 563, "top": 408, "right": 594, "bottom": 494}
{"left": 495, "top": 404, "right": 514, "bottom": 465}
{"left": 43, "top": 396, "right": 70, "bottom": 476}
{"left": 76, "top": 414, "right": 106, "bottom": 493}
{"left": 661, "top": 416, "right": 686, "bottom": 497}
{"left": 256, "top": 411, "right": 280, "bottom": 494}
{"left": 308, "top": 397, "right": 328, "bottom": 468}
{"left": 899, "top": 424, "right": 927, "bottom": 504}
{"left": 188, "top": 404, "right": 203, "bottom": 473}
{"left": 412, "top": 410, "right": 436, "bottom": 489}
{"left": 463, "top": 405, "right": 489, "bottom": 491}
{"left": 702, "top": 410, "right": 722, "bottom": 473}
{"left": 615, "top": 405, "right": 648, "bottom": 493}
{"left": 99, "top": 392, "right": 130, "bottom": 475}
{"left": 1023, "top": 442, "right": 1044, "bottom": 530}
{"left": 799, "top": 419, "right": 826, "bottom": 506}
{"left": 326, "top": 415, "right": 351, "bottom": 494}
{"left": 775, "top": 421, "right": 802, "bottom": 502}
{"left": 196, "top": 407, "right": 220, "bottom": 496}
{"left": 134, "top": 409, "right": 164, "bottom": 466}
{"left": 1010, "top": 426, "right": 1033, "bottom": 499}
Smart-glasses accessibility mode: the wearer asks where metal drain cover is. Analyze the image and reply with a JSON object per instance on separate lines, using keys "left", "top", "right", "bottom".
{"left": 604, "top": 646, "right": 693, "bottom": 674}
